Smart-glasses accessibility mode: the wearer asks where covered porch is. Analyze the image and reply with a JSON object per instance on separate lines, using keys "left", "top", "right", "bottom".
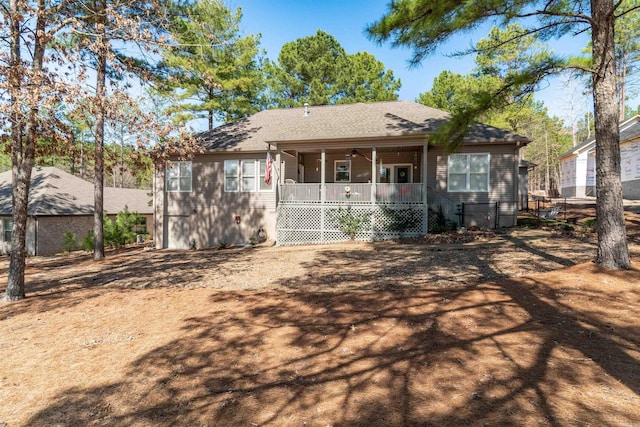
{"left": 273, "top": 143, "right": 439, "bottom": 245}
{"left": 277, "top": 145, "right": 428, "bottom": 203}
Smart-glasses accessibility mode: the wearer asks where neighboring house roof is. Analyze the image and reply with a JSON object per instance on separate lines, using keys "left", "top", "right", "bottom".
{"left": 196, "top": 101, "right": 530, "bottom": 151}
{"left": 0, "top": 167, "right": 152, "bottom": 216}
{"left": 559, "top": 115, "right": 640, "bottom": 159}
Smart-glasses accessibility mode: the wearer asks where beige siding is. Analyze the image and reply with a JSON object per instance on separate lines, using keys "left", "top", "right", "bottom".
{"left": 428, "top": 144, "right": 519, "bottom": 227}
{"left": 159, "top": 153, "right": 278, "bottom": 249}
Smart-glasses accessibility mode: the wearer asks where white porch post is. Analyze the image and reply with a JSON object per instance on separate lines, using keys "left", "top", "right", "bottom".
{"left": 371, "top": 147, "right": 377, "bottom": 201}
{"left": 275, "top": 150, "right": 282, "bottom": 207}
{"left": 320, "top": 149, "right": 326, "bottom": 243}
{"left": 422, "top": 142, "right": 429, "bottom": 235}
{"left": 371, "top": 147, "right": 377, "bottom": 239}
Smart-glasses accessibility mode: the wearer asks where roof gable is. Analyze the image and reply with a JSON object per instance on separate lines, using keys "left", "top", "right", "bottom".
{"left": 560, "top": 115, "right": 640, "bottom": 159}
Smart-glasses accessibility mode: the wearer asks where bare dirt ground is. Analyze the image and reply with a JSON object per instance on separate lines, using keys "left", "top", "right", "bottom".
{"left": 1, "top": 207, "right": 640, "bottom": 426}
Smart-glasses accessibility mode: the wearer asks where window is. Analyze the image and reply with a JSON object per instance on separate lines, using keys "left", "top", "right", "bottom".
{"left": 241, "top": 160, "right": 256, "bottom": 192}
{"left": 224, "top": 160, "right": 239, "bottom": 192}
{"left": 335, "top": 160, "right": 351, "bottom": 182}
{"left": 225, "top": 159, "right": 273, "bottom": 192}
{"left": 448, "top": 153, "right": 489, "bottom": 192}
{"left": 166, "top": 161, "right": 192, "bottom": 192}
{"left": 258, "top": 159, "right": 272, "bottom": 191}
{"left": 3, "top": 219, "right": 12, "bottom": 243}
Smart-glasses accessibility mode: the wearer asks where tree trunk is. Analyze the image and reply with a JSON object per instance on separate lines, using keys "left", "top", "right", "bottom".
{"left": 93, "top": 0, "right": 107, "bottom": 261}
{"left": 5, "top": 0, "right": 47, "bottom": 300}
{"left": 591, "top": 0, "right": 630, "bottom": 269}
{"left": 618, "top": 54, "right": 627, "bottom": 121}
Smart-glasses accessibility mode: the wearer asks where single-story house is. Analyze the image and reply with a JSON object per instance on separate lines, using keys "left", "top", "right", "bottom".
{"left": 0, "top": 167, "right": 153, "bottom": 256}
{"left": 154, "top": 101, "right": 530, "bottom": 249}
{"left": 560, "top": 115, "right": 640, "bottom": 200}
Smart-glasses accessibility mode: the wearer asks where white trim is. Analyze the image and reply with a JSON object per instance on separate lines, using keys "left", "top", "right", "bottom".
{"left": 241, "top": 159, "right": 257, "bottom": 192}
{"left": 258, "top": 158, "right": 274, "bottom": 192}
{"left": 225, "top": 158, "right": 275, "bottom": 193}
{"left": 392, "top": 163, "right": 413, "bottom": 183}
{"left": 224, "top": 159, "right": 239, "bottom": 192}
{"left": 447, "top": 153, "right": 490, "bottom": 192}
{"left": 166, "top": 161, "right": 193, "bottom": 193}
{"left": 379, "top": 163, "right": 414, "bottom": 183}
{"left": 334, "top": 159, "right": 351, "bottom": 182}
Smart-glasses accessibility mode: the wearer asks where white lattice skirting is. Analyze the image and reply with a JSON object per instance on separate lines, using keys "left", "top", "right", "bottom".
{"left": 276, "top": 203, "right": 427, "bottom": 245}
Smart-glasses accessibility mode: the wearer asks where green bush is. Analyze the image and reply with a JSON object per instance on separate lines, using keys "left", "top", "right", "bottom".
{"left": 583, "top": 218, "right": 597, "bottom": 232}
{"left": 104, "top": 207, "right": 146, "bottom": 248}
{"left": 428, "top": 205, "right": 449, "bottom": 233}
{"left": 381, "top": 206, "right": 421, "bottom": 236}
{"left": 329, "top": 206, "right": 372, "bottom": 240}
{"left": 81, "top": 230, "right": 94, "bottom": 252}
{"left": 62, "top": 231, "right": 78, "bottom": 253}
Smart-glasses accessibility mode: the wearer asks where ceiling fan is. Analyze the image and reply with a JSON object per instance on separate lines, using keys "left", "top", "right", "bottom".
{"left": 349, "top": 149, "right": 372, "bottom": 161}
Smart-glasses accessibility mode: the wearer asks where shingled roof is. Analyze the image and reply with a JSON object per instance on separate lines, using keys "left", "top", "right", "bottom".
{"left": 560, "top": 115, "right": 640, "bottom": 159}
{"left": 0, "top": 167, "right": 152, "bottom": 216}
{"left": 196, "top": 101, "right": 530, "bottom": 151}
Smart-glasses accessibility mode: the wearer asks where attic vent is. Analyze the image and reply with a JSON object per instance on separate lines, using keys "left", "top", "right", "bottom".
{"left": 304, "top": 103, "right": 309, "bottom": 117}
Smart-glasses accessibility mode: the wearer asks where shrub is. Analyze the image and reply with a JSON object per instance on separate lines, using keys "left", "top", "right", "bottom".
{"left": 381, "top": 206, "right": 421, "bottom": 237}
{"left": 62, "top": 231, "right": 78, "bottom": 253}
{"left": 81, "top": 230, "right": 94, "bottom": 252}
{"left": 428, "top": 205, "right": 449, "bottom": 233}
{"left": 329, "top": 206, "right": 372, "bottom": 240}
{"left": 104, "top": 207, "right": 146, "bottom": 248}
{"left": 583, "top": 218, "right": 597, "bottom": 233}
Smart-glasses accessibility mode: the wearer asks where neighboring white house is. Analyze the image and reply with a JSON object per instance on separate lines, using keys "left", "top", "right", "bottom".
{"left": 560, "top": 115, "right": 640, "bottom": 200}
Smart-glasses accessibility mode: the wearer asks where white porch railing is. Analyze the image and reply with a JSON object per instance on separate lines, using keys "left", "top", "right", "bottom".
{"left": 375, "top": 183, "right": 423, "bottom": 203}
{"left": 280, "top": 183, "right": 423, "bottom": 204}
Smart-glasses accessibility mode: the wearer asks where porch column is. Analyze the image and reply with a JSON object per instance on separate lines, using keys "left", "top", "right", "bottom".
{"left": 320, "top": 149, "right": 326, "bottom": 202}
{"left": 320, "top": 149, "right": 326, "bottom": 243}
{"left": 371, "top": 147, "right": 377, "bottom": 201}
{"left": 422, "top": 142, "right": 429, "bottom": 235}
{"left": 275, "top": 150, "right": 282, "bottom": 211}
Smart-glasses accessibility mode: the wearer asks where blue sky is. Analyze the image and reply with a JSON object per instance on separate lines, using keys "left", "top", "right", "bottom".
{"left": 228, "top": 0, "right": 599, "bottom": 125}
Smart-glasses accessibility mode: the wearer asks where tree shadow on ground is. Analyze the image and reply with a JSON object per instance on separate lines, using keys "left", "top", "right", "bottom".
{"left": 0, "top": 245, "right": 273, "bottom": 318}
{"left": 22, "top": 244, "right": 640, "bottom": 426}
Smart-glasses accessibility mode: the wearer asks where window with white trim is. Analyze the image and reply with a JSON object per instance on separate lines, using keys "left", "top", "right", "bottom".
{"left": 166, "top": 161, "right": 192, "bottom": 192}
{"left": 258, "top": 159, "right": 271, "bottom": 191}
{"left": 241, "top": 160, "right": 256, "bottom": 192}
{"left": 224, "top": 160, "right": 239, "bottom": 192}
{"left": 448, "top": 153, "right": 489, "bottom": 192}
{"left": 334, "top": 160, "right": 351, "bottom": 182}
{"left": 224, "top": 159, "right": 273, "bottom": 192}
{"left": 3, "top": 218, "right": 12, "bottom": 243}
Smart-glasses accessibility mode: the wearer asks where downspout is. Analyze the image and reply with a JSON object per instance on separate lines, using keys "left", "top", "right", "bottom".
{"left": 33, "top": 215, "right": 38, "bottom": 256}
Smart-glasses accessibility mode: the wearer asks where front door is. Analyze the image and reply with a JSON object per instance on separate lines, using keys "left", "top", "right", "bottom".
{"left": 395, "top": 166, "right": 410, "bottom": 184}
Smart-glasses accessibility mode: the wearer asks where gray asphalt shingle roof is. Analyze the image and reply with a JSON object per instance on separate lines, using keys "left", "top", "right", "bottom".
{"left": 0, "top": 167, "right": 152, "bottom": 216}
{"left": 197, "top": 101, "right": 530, "bottom": 151}
{"left": 560, "top": 115, "right": 640, "bottom": 158}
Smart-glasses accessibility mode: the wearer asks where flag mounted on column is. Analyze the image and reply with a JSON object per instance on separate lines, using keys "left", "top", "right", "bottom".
{"left": 264, "top": 152, "right": 273, "bottom": 185}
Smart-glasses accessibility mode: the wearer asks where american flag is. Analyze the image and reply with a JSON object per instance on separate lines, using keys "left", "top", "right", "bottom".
{"left": 264, "top": 152, "right": 273, "bottom": 185}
